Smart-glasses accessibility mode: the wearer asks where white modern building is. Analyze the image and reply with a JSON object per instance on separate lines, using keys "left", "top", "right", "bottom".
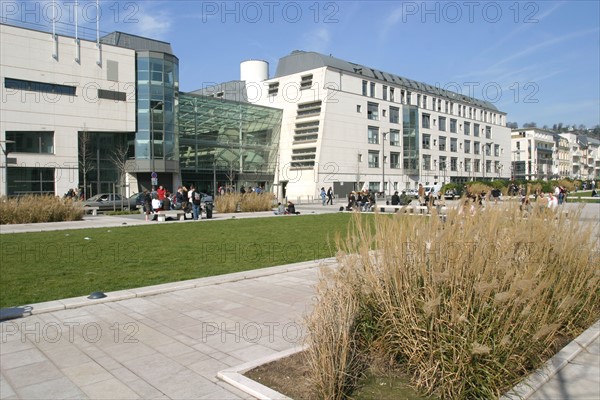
{"left": 511, "top": 128, "right": 600, "bottom": 181}
{"left": 1, "top": 23, "right": 281, "bottom": 198}
{"left": 511, "top": 128, "right": 556, "bottom": 180}
{"left": 0, "top": 23, "right": 136, "bottom": 197}
{"left": 246, "top": 51, "right": 511, "bottom": 199}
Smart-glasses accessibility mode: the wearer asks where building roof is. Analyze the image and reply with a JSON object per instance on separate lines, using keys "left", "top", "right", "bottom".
{"left": 100, "top": 32, "right": 175, "bottom": 55}
{"left": 274, "top": 50, "right": 501, "bottom": 112}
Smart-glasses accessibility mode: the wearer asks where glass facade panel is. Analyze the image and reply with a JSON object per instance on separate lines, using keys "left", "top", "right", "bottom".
{"left": 7, "top": 167, "right": 55, "bottom": 195}
{"left": 403, "top": 106, "right": 419, "bottom": 173}
{"left": 178, "top": 93, "right": 282, "bottom": 192}
{"left": 135, "top": 53, "right": 179, "bottom": 164}
{"left": 6, "top": 131, "right": 54, "bottom": 154}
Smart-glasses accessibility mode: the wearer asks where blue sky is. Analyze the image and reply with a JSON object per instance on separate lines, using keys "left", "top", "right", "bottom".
{"left": 5, "top": 1, "right": 600, "bottom": 128}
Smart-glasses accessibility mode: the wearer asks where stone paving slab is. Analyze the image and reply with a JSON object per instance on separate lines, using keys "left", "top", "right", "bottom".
{"left": 0, "top": 260, "right": 325, "bottom": 399}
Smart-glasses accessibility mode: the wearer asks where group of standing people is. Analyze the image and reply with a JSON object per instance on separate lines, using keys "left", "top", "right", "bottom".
{"left": 141, "top": 185, "right": 206, "bottom": 221}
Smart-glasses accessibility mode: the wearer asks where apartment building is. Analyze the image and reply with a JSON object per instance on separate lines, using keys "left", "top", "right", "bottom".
{"left": 248, "top": 51, "right": 511, "bottom": 199}
{"left": 510, "top": 128, "right": 600, "bottom": 181}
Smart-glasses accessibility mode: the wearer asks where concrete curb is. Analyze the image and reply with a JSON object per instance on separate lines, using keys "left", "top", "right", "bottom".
{"left": 217, "top": 345, "right": 306, "bottom": 400}
{"left": 500, "top": 319, "right": 600, "bottom": 399}
{"left": 22, "top": 257, "right": 337, "bottom": 315}
{"left": 217, "top": 320, "right": 600, "bottom": 400}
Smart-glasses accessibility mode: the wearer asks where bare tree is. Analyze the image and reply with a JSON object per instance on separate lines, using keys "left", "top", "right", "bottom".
{"left": 78, "top": 130, "right": 95, "bottom": 200}
{"left": 108, "top": 139, "right": 130, "bottom": 196}
{"left": 225, "top": 159, "right": 237, "bottom": 192}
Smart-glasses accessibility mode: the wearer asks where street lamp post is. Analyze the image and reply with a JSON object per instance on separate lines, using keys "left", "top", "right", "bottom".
{"left": 1, "top": 140, "right": 15, "bottom": 197}
{"left": 382, "top": 131, "right": 387, "bottom": 198}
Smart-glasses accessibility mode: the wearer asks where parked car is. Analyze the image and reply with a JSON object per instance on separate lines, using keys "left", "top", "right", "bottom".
{"left": 128, "top": 192, "right": 145, "bottom": 209}
{"left": 405, "top": 189, "right": 419, "bottom": 199}
{"left": 444, "top": 189, "right": 459, "bottom": 200}
{"left": 82, "top": 193, "right": 137, "bottom": 211}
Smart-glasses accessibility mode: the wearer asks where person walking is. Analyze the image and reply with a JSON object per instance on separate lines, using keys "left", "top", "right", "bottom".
{"left": 320, "top": 187, "right": 327, "bottom": 206}
{"left": 326, "top": 187, "right": 333, "bottom": 205}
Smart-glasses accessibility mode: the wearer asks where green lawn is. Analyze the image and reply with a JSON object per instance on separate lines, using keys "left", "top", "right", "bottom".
{"left": 0, "top": 213, "right": 364, "bottom": 307}
{"left": 566, "top": 190, "right": 600, "bottom": 203}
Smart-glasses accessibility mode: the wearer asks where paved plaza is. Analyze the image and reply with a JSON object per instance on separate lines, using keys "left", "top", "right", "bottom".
{"left": 1, "top": 202, "right": 598, "bottom": 399}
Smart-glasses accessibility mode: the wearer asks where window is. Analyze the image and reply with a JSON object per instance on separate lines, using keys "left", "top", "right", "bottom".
{"left": 474, "top": 159, "right": 481, "bottom": 173}
{"left": 406, "top": 91, "right": 411, "bottom": 105}
{"left": 370, "top": 82, "right": 375, "bottom": 98}
{"left": 450, "top": 119, "right": 457, "bottom": 133}
{"left": 294, "top": 120, "right": 319, "bottom": 142}
{"left": 439, "top": 136, "right": 447, "bottom": 151}
{"left": 474, "top": 141, "right": 480, "bottom": 155}
{"left": 437, "top": 98, "right": 441, "bottom": 112}
{"left": 390, "top": 152, "right": 400, "bottom": 168}
{"left": 5, "top": 77, "right": 76, "bottom": 96}
{"left": 485, "top": 143, "right": 491, "bottom": 156}
{"left": 423, "top": 155, "right": 431, "bottom": 171}
{"left": 485, "top": 126, "right": 492, "bottom": 139}
{"left": 300, "top": 74, "right": 313, "bottom": 89}
{"left": 356, "top": 104, "right": 361, "bottom": 113}
{"left": 422, "top": 113, "right": 431, "bottom": 129}
{"left": 291, "top": 147, "right": 317, "bottom": 168}
{"left": 382, "top": 109, "right": 387, "bottom": 117}
{"left": 422, "top": 95, "right": 427, "bottom": 109}
{"left": 369, "top": 182, "right": 381, "bottom": 192}
{"left": 464, "top": 140, "right": 471, "bottom": 154}
{"left": 486, "top": 160, "right": 492, "bottom": 173}
{"left": 6, "top": 131, "right": 54, "bottom": 154}
{"left": 445, "top": 101, "right": 449, "bottom": 113}
{"left": 7, "top": 167, "right": 55, "bottom": 195}
{"left": 494, "top": 144, "right": 500, "bottom": 157}
{"left": 439, "top": 117, "right": 446, "bottom": 131}
{"left": 383, "top": 85, "right": 387, "bottom": 101}
{"left": 450, "top": 138, "right": 457, "bottom": 152}
{"left": 439, "top": 156, "right": 447, "bottom": 171}
{"left": 465, "top": 158, "right": 471, "bottom": 172}
{"left": 390, "top": 106, "right": 399, "bottom": 123}
{"left": 474, "top": 124, "right": 480, "bottom": 137}
{"left": 390, "top": 87, "right": 395, "bottom": 102}
{"left": 389, "top": 129, "right": 400, "bottom": 146}
{"left": 362, "top": 80, "right": 368, "bottom": 96}
{"left": 417, "top": 94, "right": 421, "bottom": 108}
{"left": 98, "top": 89, "right": 126, "bottom": 101}
{"left": 451, "top": 157, "right": 458, "bottom": 171}
{"left": 367, "top": 102, "right": 379, "bottom": 120}
{"left": 368, "top": 151, "right": 380, "bottom": 168}
{"left": 368, "top": 126, "right": 379, "bottom": 144}
{"left": 297, "top": 101, "right": 322, "bottom": 117}
{"left": 464, "top": 122, "right": 471, "bottom": 135}
{"left": 268, "top": 82, "right": 279, "bottom": 96}
{"left": 494, "top": 161, "right": 501, "bottom": 173}
{"left": 422, "top": 134, "right": 431, "bottom": 149}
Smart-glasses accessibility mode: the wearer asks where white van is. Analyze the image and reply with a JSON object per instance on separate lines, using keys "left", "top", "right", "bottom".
{"left": 424, "top": 184, "right": 443, "bottom": 199}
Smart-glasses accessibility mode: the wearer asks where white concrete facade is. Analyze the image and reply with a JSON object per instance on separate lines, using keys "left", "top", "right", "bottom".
{"left": 0, "top": 24, "right": 136, "bottom": 197}
{"left": 511, "top": 128, "right": 600, "bottom": 181}
{"left": 251, "top": 52, "right": 511, "bottom": 200}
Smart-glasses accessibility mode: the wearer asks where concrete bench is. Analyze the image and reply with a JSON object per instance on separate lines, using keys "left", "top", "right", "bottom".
{"left": 83, "top": 207, "right": 99, "bottom": 216}
{"left": 156, "top": 210, "right": 185, "bottom": 222}
{"left": 378, "top": 205, "right": 413, "bottom": 213}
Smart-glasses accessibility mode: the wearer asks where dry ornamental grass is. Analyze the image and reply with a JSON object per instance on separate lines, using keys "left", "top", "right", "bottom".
{"left": 214, "top": 192, "right": 275, "bottom": 213}
{"left": 0, "top": 195, "right": 84, "bottom": 224}
{"left": 304, "top": 205, "right": 599, "bottom": 399}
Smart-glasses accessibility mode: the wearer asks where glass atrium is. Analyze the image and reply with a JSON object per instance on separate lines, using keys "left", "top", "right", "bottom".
{"left": 178, "top": 93, "right": 282, "bottom": 193}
